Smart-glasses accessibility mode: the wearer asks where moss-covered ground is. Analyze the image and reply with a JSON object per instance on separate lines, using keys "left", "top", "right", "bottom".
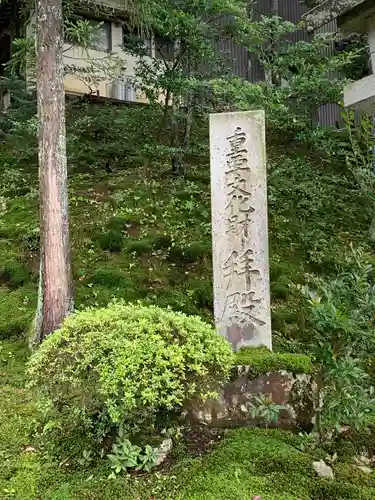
{"left": 0, "top": 340, "right": 374, "bottom": 499}
{"left": 1, "top": 104, "right": 375, "bottom": 498}
{"left": 0, "top": 140, "right": 371, "bottom": 347}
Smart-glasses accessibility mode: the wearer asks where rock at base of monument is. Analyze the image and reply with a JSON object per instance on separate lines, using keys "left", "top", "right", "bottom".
{"left": 182, "top": 366, "right": 317, "bottom": 431}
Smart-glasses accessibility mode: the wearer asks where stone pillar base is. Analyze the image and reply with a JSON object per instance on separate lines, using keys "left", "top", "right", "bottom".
{"left": 182, "top": 365, "right": 317, "bottom": 431}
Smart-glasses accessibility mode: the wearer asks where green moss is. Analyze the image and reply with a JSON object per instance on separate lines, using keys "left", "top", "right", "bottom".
{"left": 152, "top": 289, "right": 201, "bottom": 316}
{"left": 189, "top": 278, "right": 214, "bottom": 308}
{"left": 311, "top": 479, "right": 374, "bottom": 500}
{"left": 0, "top": 262, "right": 31, "bottom": 289}
{"left": 235, "top": 347, "right": 313, "bottom": 375}
{"left": 271, "top": 276, "right": 292, "bottom": 300}
{"left": 126, "top": 238, "right": 153, "bottom": 255}
{"left": 335, "top": 463, "right": 375, "bottom": 489}
{"left": 0, "top": 286, "right": 36, "bottom": 339}
{"left": 326, "top": 425, "right": 375, "bottom": 460}
{"left": 96, "top": 230, "right": 124, "bottom": 252}
{"left": 106, "top": 216, "right": 130, "bottom": 232}
{"left": 91, "top": 267, "right": 132, "bottom": 288}
{"left": 152, "top": 234, "right": 172, "bottom": 250}
{"left": 22, "top": 228, "right": 40, "bottom": 252}
{"left": 169, "top": 241, "right": 211, "bottom": 264}
{"left": 0, "top": 343, "right": 374, "bottom": 500}
{"left": 175, "top": 428, "right": 313, "bottom": 499}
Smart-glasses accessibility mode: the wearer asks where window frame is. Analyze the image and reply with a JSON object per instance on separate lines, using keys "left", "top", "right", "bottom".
{"left": 65, "top": 15, "right": 112, "bottom": 53}
{"left": 122, "top": 25, "right": 152, "bottom": 56}
{"left": 154, "top": 34, "right": 175, "bottom": 61}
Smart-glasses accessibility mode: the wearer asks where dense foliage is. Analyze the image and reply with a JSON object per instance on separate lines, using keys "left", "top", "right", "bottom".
{"left": 27, "top": 302, "right": 233, "bottom": 440}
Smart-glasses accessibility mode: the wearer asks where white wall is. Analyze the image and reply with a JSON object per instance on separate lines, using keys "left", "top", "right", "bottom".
{"left": 26, "top": 8, "right": 153, "bottom": 102}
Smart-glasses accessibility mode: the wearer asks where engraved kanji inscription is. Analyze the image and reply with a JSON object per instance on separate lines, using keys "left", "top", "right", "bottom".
{"left": 223, "top": 291, "right": 266, "bottom": 327}
{"left": 226, "top": 127, "right": 248, "bottom": 172}
{"left": 222, "top": 249, "right": 260, "bottom": 289}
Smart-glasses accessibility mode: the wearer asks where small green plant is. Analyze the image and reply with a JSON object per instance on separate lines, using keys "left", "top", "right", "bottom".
{"left": 78, "top": 449, "right": 94, "bottom": 467}
{"left": 22, "top": 227, "right": 40, "bottom": 252}
{"left": 250, "top": 394, "right": 287, "bottom": 428}
{"left": 107, "top": 429, "right": 158, "bottom": 476}
{"left": 0, "top": 262, "right": 30, "bottom": 289}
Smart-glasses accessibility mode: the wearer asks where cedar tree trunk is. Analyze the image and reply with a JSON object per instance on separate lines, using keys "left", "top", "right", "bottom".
{"left": 33, "top": 0, "right": 73, "bottom": 346}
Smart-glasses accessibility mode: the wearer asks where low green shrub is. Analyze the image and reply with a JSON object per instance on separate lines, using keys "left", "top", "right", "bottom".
{"left": 152, "top": 234, "right": 172, "bottom": 250}
{"left": 0, "top": 262, "right": 31, "bottom": 289}
{"left": 235, "top": 347, "right": 313, "bottom": 376}
{"left": 91, "top": 268, "right": 131, "bottom": 288}
{"left": 107, "top": 216, "right": 131, "bottom": 232}
{"left": 271, "top": 276, "right": 292, "bottom": 300}
{"left": 96, "top": 230, "right": 124, "bottom": 252}
{"left": 168, "top": 241, "right": 211, "bottom": 264}
{"left": 22, "top": 228, "right": 40, "bottom": 252}
{"left": 152, "top": 289, "right": 202, "bottom": 317}
{"left": 27, "top": 302, "right": 233, "bottom": 443}
{"left": 126, "top": 238, "right": 153, "bottom": 255}
{"left": 302, "top": 247, "right": 375, "bottom": 437}
{"left": 190, "top": 279, "right": 214, "bottom": 309}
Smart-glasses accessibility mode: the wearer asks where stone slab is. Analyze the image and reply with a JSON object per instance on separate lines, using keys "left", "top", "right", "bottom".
{"left": 182, "top": 367, "right": 317, "bottom": 431}
{"left": 344, "top": 73, "right": 375, "bottom": 111}
{"left": 303, "top": 0, "right": 371, "bottom": 30}
{"left": 209, "top": 111, "right": 271, "bottom": 352}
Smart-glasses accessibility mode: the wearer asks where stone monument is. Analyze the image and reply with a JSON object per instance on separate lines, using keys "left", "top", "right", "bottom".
{"left": 209, "top": 110, "right": 271, "bottom": 352}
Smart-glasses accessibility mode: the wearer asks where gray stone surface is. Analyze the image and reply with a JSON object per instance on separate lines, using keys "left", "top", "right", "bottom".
{"left": 313, "top": 460, "right": 335, "bottom": 479}
{"left": 344, "top": 74, "right": 375, "bottom": 112}
{"left": 182, "top": 367, "right": 317, "bottom": 430}
{"left": 155, "top": 438, "right": 173, "bottom": 466}
{"left": 209, "top": 111, "right": 271, "bottom": 352}
{"left": 303, "top": 0, "right": 369, "bottom": 29}
{"left": 342, "top": 12, "right": 375, "bottom": 111}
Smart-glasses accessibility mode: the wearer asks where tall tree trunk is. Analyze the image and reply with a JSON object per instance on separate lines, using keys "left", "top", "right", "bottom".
{"left": 33, "top": 0, "right": 73, "bottom": 346}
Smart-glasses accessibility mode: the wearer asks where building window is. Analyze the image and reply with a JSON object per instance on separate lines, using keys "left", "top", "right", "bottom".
{"left": 87, "top": 20, "right": 112, "bottom": 52}
{"left": 154, "top": 35, "right": 175, "bottom": 61}
{"left": 123, "top": 25, "right": 152, "bottom": 56}
{"left": 65, "top": 17, "right": 112, "bottom": 52}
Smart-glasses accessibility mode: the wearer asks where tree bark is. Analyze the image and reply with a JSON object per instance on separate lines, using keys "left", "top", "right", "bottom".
{"left": 33, "top": 0, "right": 73, "bottom": 346}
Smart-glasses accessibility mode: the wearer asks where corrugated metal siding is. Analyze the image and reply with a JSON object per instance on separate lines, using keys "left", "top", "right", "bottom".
{"left": 208, "top": 2, "right": 348, "bottom": 128}
{"left": 314, "top": 19, "right": 341, "bottom": 127}
{"left": 247, "top": 1, "right": 343, "bottom": 127}
{"left": 278, "top": 0, "right": 311, "bottom": 43}
{"left": 213, "top": 16, "right": 249, "bottom": 78}
{"left": 214, "top": 38, "right": 249, "bottom": 78}
{"left": 316, "top": 103, "right": 342, "bottom": 127}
